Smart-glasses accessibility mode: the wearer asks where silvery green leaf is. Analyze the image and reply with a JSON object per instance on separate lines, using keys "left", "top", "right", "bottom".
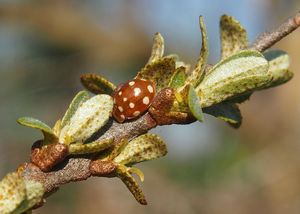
{"left": 169, "top": 66, "right": 187, "bottom": 89}
{"left": 196, "top": 50, "right": 270, "bottom": 107}
{"left": 136, "top": 57, "right": 176, "bottom": 91}
{"left": 262, "top": 50, "right": 293, "bottom": 88}
{"left": 188, "top": 85, "right": 204, "bottom": 122}
{"left": 61, "top": 91, "right": 90, "bottom": 128}
{"left": 68, "top": 138, "right": 114, "bottom": 155}
{"left": 0, "top": 172, "right": 26, "bottom": 214}
{"left": 147, "top": 32, "right": 165, "bottom": 64}
{"left": 203, "top": 102, "right": 242, "bottom": 128}
{"left": 17, "top": 117, "right": 58, "bottom": 144}
{"left": 113, "top": 134, "right": 167, "bottom": 166}
{"left": 12, "top": 180, "right": 44, "bottom": 214}
{"left": 116, "top": 165, "right": 147, "bottom": 205}
{"left": 220, "top": 15, "right": 248, "bottom": 59}
{"left": 59, "top": 94, "right": 113, "bottom": 145}
{"left": 80, "top": 73, "right": 116, "bottom": 95}
{"left": 186, "top": 16, "right": 208, "bottom": 87}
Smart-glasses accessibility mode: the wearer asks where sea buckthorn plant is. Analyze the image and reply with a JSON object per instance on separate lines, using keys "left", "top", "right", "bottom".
{"left": 0, "top": 13, "right": 299, "bottom": 213}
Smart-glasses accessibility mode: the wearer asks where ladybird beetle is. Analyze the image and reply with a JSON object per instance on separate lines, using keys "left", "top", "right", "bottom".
{"left": 112, "top": 78, "right": 156, "bottom": 123}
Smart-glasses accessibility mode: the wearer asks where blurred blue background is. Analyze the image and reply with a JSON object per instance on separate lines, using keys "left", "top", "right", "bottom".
{"left": 0, "top": 0, "right": 300, "bottom": 213}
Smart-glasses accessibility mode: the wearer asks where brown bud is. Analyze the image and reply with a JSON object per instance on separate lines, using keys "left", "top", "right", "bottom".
{"left": 149, "top": 87, "right": 194, "bottom": 125}
{"left": 31, "top": 143, "right": 68, "bottom": 172}
{"left": 89, "top": 160, "right": 116, "bottom": 177}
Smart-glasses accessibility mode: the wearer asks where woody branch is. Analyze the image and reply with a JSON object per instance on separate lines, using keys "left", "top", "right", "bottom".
{"left": 19, "top": 11, "right": 300, "bottom": 209}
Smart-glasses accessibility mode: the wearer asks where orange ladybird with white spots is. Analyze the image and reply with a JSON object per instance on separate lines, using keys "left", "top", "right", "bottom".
{"left": 112, "top": 78, "right": 156, "bottom": 123}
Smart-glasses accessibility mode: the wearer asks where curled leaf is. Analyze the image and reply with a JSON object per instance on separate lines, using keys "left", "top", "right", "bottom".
{"left": 186, "top": 16, "right": 209, "bottom": 87}
{"left": 80, "top": 73, "right": 116, "bottom": 95}
{"left": 61, "top": 91, "right": 90, "bottom": 128}
{"left": 262, "top": 50, "right": 293, "bottom": 88}
{"left": 68, "top": 138, "right": 114, "bottom": 155}
{"left": 17, "top": 117, "right": 57, "bottom": 145}
{"left": 128, "top": 167, "right": 145, "bottom": 182}
{"left": 116, "top": 165, "right": 147, "bottom": 205}
{"left": 188, "top": 85, "right": 203, "bottom": 122}
{"left": 136, "top": 57, "right": 176, "bottom": 91}
{"left": 204, "top": 102, "right": 242, "bottom": 128}
{"left": 59, "top": 94, "right": 113, "bottom": 145}
{"left": 196, "top": 50, "right": 270, "bottom": 107}
{"left": 113, "top": 134, "right": 167, "bottom": 166}
{"left": 220, "top": 15, "right": 248, "bottom": 59}
{"left": 0, "top": 172, "right": 26, "bottom": 214}
{"left": 147, "top": 32, "right": 165, "bottom": 64}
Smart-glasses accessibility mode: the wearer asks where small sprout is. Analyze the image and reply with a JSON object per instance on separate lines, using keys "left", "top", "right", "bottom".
{"left": 196, "top": 50, "right": 270, "bottom": 107}
{"left": 147, "top": 32, "right": 165, "bottom": 64}
{"left": 61, "top": 90, "right": 90, "bottom": 128}
{"left": 128, "top": 167, "right": 145, "bottom": 182}
{"left": 59, "top": 94, "right": 113, "bottom": 145}
{"left": 91, "top": 134, "right": 167, "bottom": 205}
{"left": 116, "top": 165, "right": 147, "bottom": 205}
{"left": 68, "top": 138, "right": 114, "bottom": 155}
{"left": 169, "top": 66, "right": 187, "bottom": 89}
{"left": 204, "top": 102, "right": 242, "bottom": 128}
{"left": 17, "top": 117, "right": 58, "bottom": 145}
{"left": 187, "top": 85, "right": 204, "bottom": 122}
{"left": 80, "top": 73, "right": 116, "bottom": 95}
{"left": 262, "top": 50, "right": 293, "bottom": 88}
{"left": 220, "top": 15, "right": 248, "bottom": 59}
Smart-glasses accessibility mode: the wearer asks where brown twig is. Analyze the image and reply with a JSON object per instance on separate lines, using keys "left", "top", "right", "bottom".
{"left": 12, "top": 11, "right": 300, "bottom": 211}
{"left": 250, "top": 11, "right": 300, "bottom": 52}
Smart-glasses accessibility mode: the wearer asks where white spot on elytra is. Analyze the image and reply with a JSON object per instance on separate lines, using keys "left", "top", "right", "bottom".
{"left": 118, "top": 91, "right": 122, "bottom": 96}
{"left": 133, "top": 111, "right": 140, "bottom": 117}
{"left": 129, "top": 102, "right": 135, "bottom": 108}
{"left": 120, "top": 114, "right": 125, "bottom": 119}
{"left": 129, "top": 81, "right": 135, "bottom": 86}
{"left": 134, "top": 88, "right": 141, "bottom": 97}
{"left": 123, "top": 97, "right": 128, "bottom": 102}
{"left": 118, "top": 106, "right": 123, "bottom": 112}
{"left": 143, "top": 96, "right": 150, "bottom": 105}
{"left": 147, "top": 85, "right": 154, "bottom": 93}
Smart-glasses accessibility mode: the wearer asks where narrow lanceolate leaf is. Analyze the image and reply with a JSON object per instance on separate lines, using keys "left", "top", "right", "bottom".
{"left": 169, "top": 66, "right": 187, "bottom": 89}
{"left": 186, "top": 16, "right": 209, "bottom": 87}
{"left": 80, "top": 73, "right": 116, "bottom": 95}
{"left": 147, "top": 32, "right": 165, "bottom": 64}
{"left": 220, "top": 15, "right": 248, "bottom": 59}
{"left": 203, "top": 102, "right": 242, "bottom": 128}
{"left": 13, "top": 180, "right": 44, "bottom": 214}
{"left": 262, "top": 50, "right": 293, "bottom": 88}
{"left": 0, "top": 172, "right": 26, "bottom": 214}
{"left": 61, "top": 91, "right": 90, "bottom": 128}
{"left": 69, "top": 138, "right": 114, "bottom": 155}
{"left": 196, "top": 50, "right": 270, "bottom": 108}
{"left": 136, "top": 57, "right": 176, "bottom": 91}
{"left": 188, "top": 85, "right": 203, "bottom": 122}
{"left": 113, "top": 134, "right": 167, "bottom": 166}
{"left": 59, "top": 95, "right": 113, "bottom": 145}
{"left": 116, "top": 165, "right": 147, "bottom": 205}
{"left": 17, "top": 117, "right": 58, "bottom": 144}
